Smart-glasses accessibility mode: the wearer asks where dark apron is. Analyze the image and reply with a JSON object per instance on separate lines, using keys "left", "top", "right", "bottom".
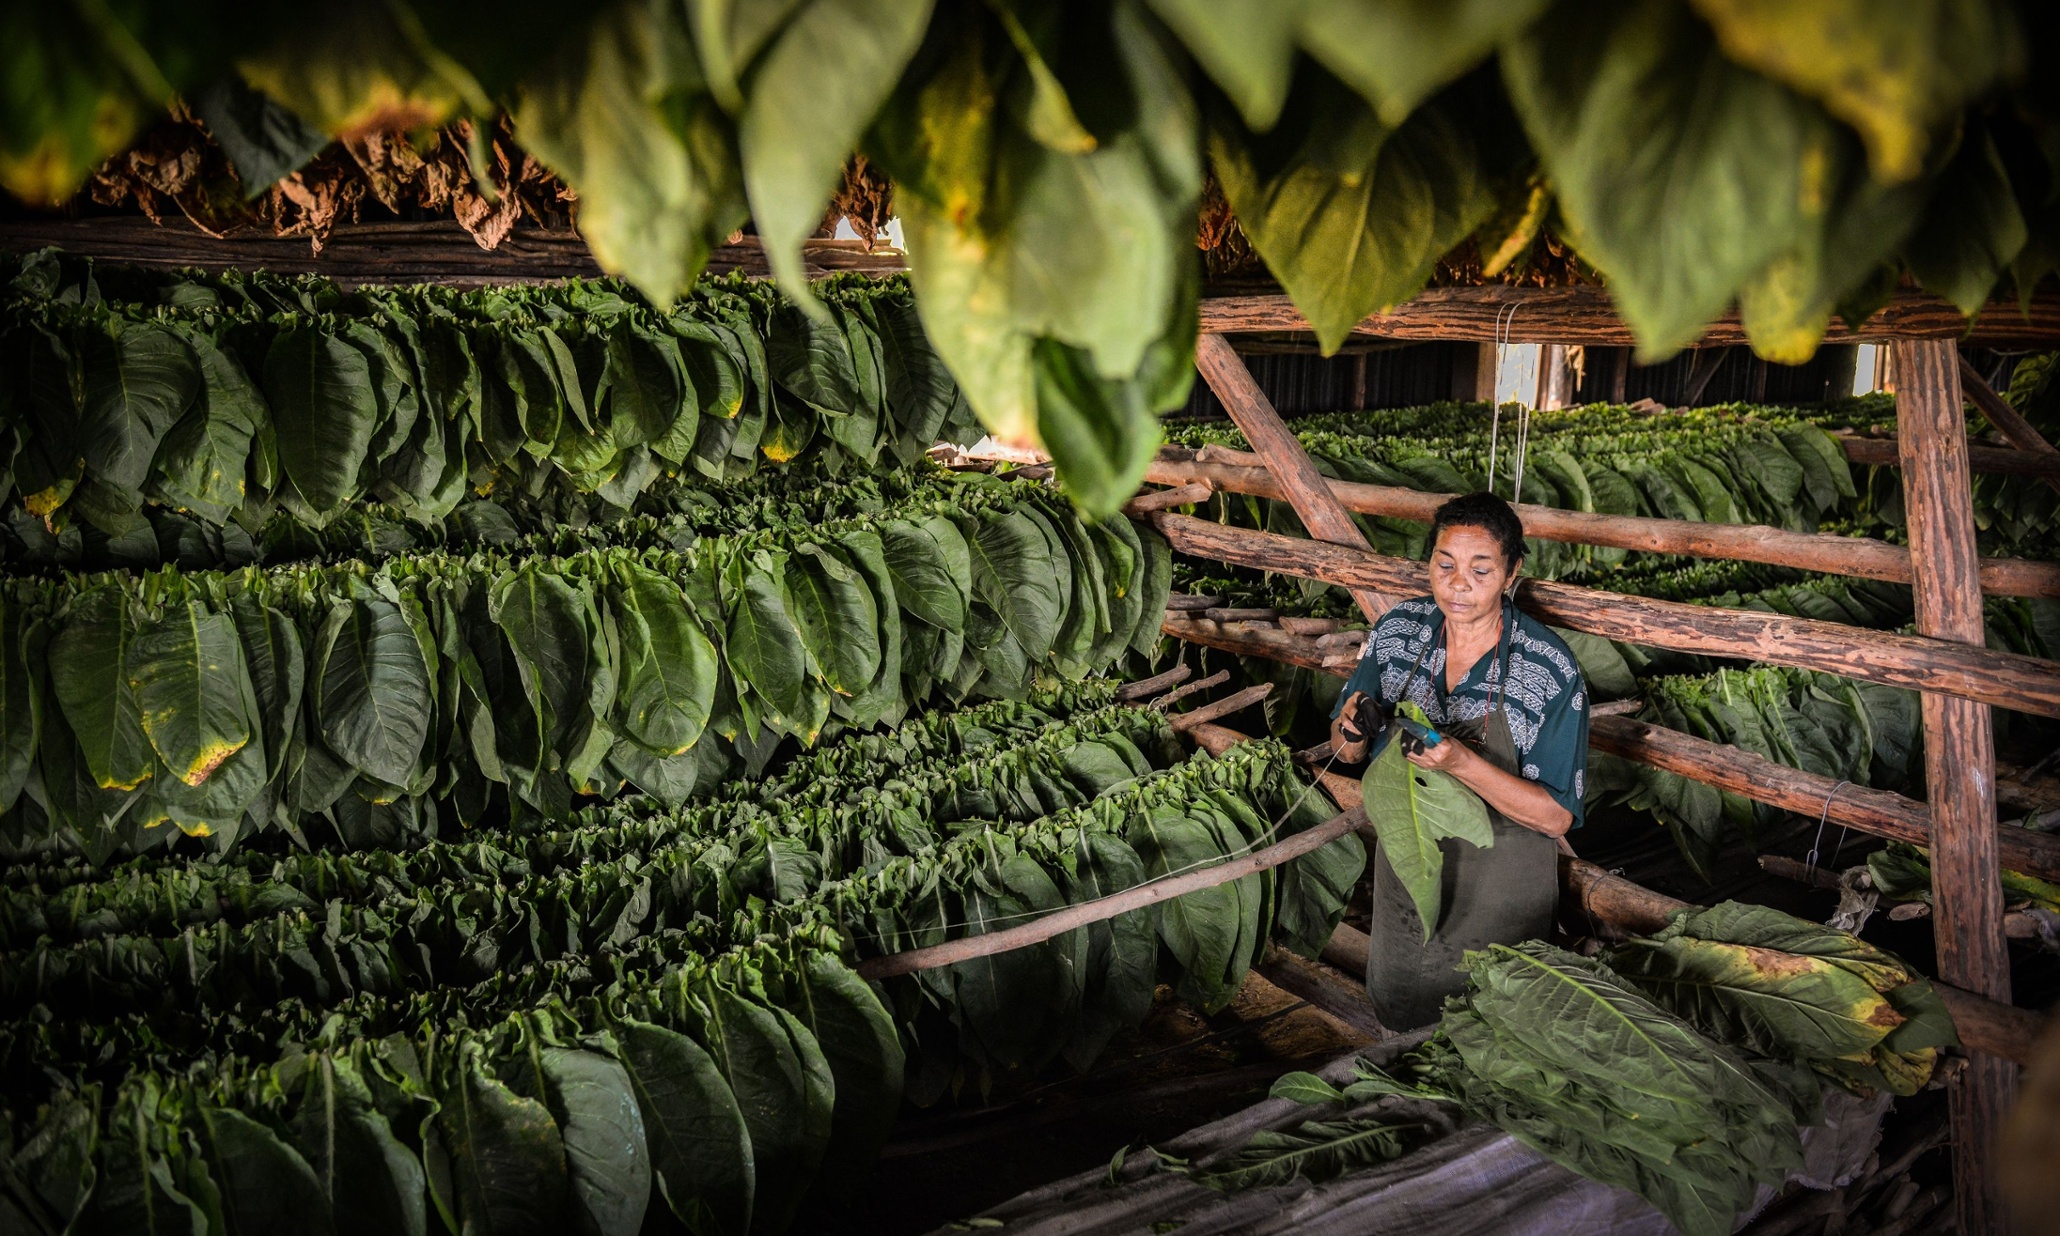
{"left": 1364, "top": 609, "right": 1559, "bottom": 1030}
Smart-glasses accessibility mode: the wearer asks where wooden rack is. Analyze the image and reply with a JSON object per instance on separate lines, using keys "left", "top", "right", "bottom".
{"left": 1158, "top": 295, "right": 2060, "bottom": 1234}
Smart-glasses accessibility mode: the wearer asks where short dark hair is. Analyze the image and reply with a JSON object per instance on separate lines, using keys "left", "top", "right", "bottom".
{"left": 1426, "top": 492, "right": 1525, "bottom": 570}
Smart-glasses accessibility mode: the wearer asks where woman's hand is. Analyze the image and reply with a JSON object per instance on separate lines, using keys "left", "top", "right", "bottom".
{"left": 1331, "top": 691, "right": 1372, "bottom": 764}
{"left": 1402, "top": 733, "right": 1471, "bottom": 774}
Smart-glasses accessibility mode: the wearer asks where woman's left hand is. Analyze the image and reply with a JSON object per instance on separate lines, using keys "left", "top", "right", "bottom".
{"left": 1403, "top": 735, "right": 1470, "bottom": 773}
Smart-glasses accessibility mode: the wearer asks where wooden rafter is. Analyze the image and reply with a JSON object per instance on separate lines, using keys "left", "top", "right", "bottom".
{"left": 1192, "top": 333, "right": 1394, "bottom": 621}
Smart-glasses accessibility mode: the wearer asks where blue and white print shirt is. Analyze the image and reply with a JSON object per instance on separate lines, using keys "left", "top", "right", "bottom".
{"left": 1333, "top": 596, "right": 1590, "bottom": 827}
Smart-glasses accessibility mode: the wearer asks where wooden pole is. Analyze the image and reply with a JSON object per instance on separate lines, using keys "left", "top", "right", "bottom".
{"left": 1193, "top": 333, "right": 1394, "bottom": 621}
{"left": 853, "top": 804, "right": 1369, "bottom": 980}
{"left": 1958, "top": 354, "right": 2060, "bottom": 496}
{"left": 1152, "top": 512, "right": 2060, "bottom": 719}
{"left": 1838, "top": 432, "right": 2060, "bottom": 480}
{"left": 1143, "top": 449, "right": 2060, "bottom": 598}
{"left": 1898, "top": 340, "right": 2013, "bottom": 1236}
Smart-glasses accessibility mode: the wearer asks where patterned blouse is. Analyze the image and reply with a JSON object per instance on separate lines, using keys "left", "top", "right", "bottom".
{"left": 1333, "top": 596, "right": 1590, "bottom": 827}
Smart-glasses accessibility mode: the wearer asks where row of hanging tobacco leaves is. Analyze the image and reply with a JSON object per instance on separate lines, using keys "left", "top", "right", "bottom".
{"left": 0, "top": 465, "right": 1172, "bottom": 865}
{"left": 0, "top": 682, "right": 1362, "bottom": 1236}
{"left": 9, "top": 0, "right": 2056, "bottom": 512}
{"left": 1171, "top": 394, "right": 2058, "bottom": 562}
{"left": 0, "top": 249, "right": 983, "bottom": 550}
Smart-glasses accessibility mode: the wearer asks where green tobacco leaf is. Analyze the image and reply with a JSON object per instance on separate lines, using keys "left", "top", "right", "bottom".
{"left": 1502, "top": 0, "right": 1839, "bottom": 359}
{"left": 1030, "top": 338, "right": 1162, "bottom": 518}
{"left": 785, "top": 542, "right": 881, "bottom": 697}
{"left": 614, "top": 1019, "right": 754, "bottom": 1236}
{"left": 1365, "top": 724, "right": 1491, "bottom": 939}
{"left": 871, "top": 2, "right": 1199, "bottom": 463}
{"left": 128, "top": 602, "right": 252, "bottom": 787}
{"left": 83, "top": 1090, "right": 212, "bottom": 1236}
{"left": 725, "top": 554, "right": 811, "bottom": 731}
{"left": 1128, "top": 804, "right": 1244, "bottom": 1012}
{"left": 80, "top": 321, "right": 197, "bottom": 499}
{"left": 439, "top": 1047, "right": 573, "bottom": 1236}
{"left": 1211, "top": 71, "right": 1500, "bottom": 354}
{"left": 264, "top": 326, "right": 377, "bottom": 514}
{"left": 1609, "top": 934, "right": 1903, "bottom": 1061}
{"left": 1189, "top": 1120, "right": 1413, "bottom": 1192}
{"left": 538, "top": 1047, "right": 651, "bottom": 1236}
{"left": 193, "top": 1103, "right": 337, "bottom": 1236}
{"left": 1268, "top": 1071, "right": 1347, "bottom": 1106}
{"left": 966, "top": 509, "right": 1063, "bottom": 664}
{"left": 1902, "top": 120, "right": 2029, "bottom": 317}
{"left": 50, "top": 587, "right": 154, "bottom": 791}
{"left": 190, "top": 75, "right": 332, "bottom": 194}
{"left": 610, "top": 565, "right": 717, "bottom": 756}
{"left": 0, "top": 5, "right": 170, "bottom": 204}
{"left": 1735, "top": 134, "right": 1930, "bottom": 363}
{"left": 1685, "top": 0, "right": 2021, "bottom": 182}
{"left": 879, "top": 519, "right": 967, "bottom": 634}
{"left": 692, "top": 981, "right": 829, "bottom": 1236}
{"left": 1142, "top": 0, "right": 1301, "bottom": 130}
{"left": 1301, "top": 0, "right": 1551, "bottom": 125}
{"left": 235, "top": 7, "right": 469, "bottom": 138}
{"left": 291, "top": 1054, "right": 427, "bottom": 1236}
{"left": 315, "top": 598, "right": 433, "bottom": 787}
{"left": 149, "top": 328, "right": 263, "bottom": 523}
{"left": 515, "top": 0, "right": 747, "bottom": 308}
{"left": 741, "top": 0, "right": 936, "bottom": 311}
{"left": 0, "top": 598, "right": 40, "bottom": 811}
{"left": 492, "top": 567, "right": 601, "bottom": 771}
{"left": 774, "top": 953, "right": 905, "bottom": 1182}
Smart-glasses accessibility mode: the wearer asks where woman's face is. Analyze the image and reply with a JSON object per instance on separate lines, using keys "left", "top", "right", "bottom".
{"left": 1428, "top": 525, "right": 1516, "bottom": 624}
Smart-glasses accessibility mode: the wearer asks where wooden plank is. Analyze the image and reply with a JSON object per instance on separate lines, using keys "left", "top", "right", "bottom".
{"left": 854, "top": 802, "right": 1369, "bottom": 980}
{"left": 1152, "top": 512, "right": 2060, "bottom": 718}
{"left": 1144, "top": 449, "right": 2060, "bottom": 599}
{"left": 1193, "top": 283, "right": 2060, "bottom": 348}
{"left": 1194, "top": 333, "right": 1394, "bottom": 620}
{"left": 1897, "top": 339, "right": 2013, "bottom": 1236}
{"left": 1840, "top": 432, "right": 2060, "bottom": 480}
{"left": 0, "top": 216, "right": 905, "bottom": 286}
{"left": 1958, "top": 353, "right": 2060, "bottom": 496}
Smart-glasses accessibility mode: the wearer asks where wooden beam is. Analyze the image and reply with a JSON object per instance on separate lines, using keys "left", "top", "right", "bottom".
{"left": 1958, "top": 354, "right": 2060, "bottom": 496}
{"left": 0, "top": 216, "right": 907, "bottom": 286}
{"left": 854, "top": 802, "right": 1369, "bottom": 980}
{"left": 1145, "top": 449, "right": 2060, "bottom": 599}
{"left": 1256, "top": 945, "right": 1387, "bottom": 1040}
{"left": 1152, "top": 512, "right": 2060, "bottom": 718}
{"left": 1898, "top": 340, "right": 2013, "bottom": 1236}
{"left": 1167, "top": 683, "right": 1274, "bottom": 733}
{"left": 1840, "top": 432, "right": 2060, "bottom": 480}
{"left": 1193, "top": 283, "right": 2060, "bottom": 348}
{"left": 1591, "top": 715, "right": 2060, "bottom": 884}
{"left": 1193, "top": 333, "right": 1394, "bottom": 621}
{"left": 1115, "top": 663, "right": 1192, "bottom": 703}
{"left": 1121, "top": 481, "right": 1213, "bottom": 514}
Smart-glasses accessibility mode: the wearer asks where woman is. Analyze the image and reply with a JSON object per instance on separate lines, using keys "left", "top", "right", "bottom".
{"left": 1330, "top": 491, "right": 1588, "bottom": 1029}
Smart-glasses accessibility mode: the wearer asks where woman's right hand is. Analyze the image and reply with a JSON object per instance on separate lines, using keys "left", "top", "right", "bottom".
{"left": 1332, "top": 691, "right": 1372, "bottom": 764}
